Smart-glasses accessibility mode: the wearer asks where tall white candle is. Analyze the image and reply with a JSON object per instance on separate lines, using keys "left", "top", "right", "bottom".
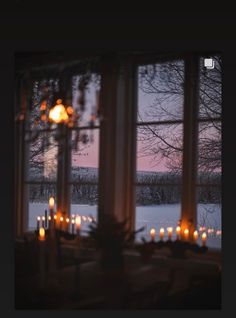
{"left": 159, "top": 228, "right": 165, "bottom": 240}
{"left": 167, "top": 227, "right": 173, "bottom": 240}
{"left": 150, "top": 228, "right": 156, "bottom": 241}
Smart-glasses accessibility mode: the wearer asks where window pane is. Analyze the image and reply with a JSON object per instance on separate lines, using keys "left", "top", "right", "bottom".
{"left": 26, "top": 131, "right": 58, "bottom": 182}
{"left": 27, "top": 183, "right": 57, "bottom": 230}
{"left": 72, "top": 73, "right": 101, "bottom": 127}
{"left": 135, "top": 185, "right": 181, "bottom": 241}
{"left": 137, "top": 60, "right": 184, "bottom": 122}
{"left": 70, "top": 128, "right": 99, "bottom": 182}
{"left": 136, "top": 124, "right": 183, "bottom": 175}
{"left": 29, "top": 78, "right": 59, "bottom": 130}
{"left": 197, "top": 121, "right": 221, "bottom": 176}
{"left": 199, "top": 55, "right": 222, "bottom": 120}
{"left": 197, "top": 187, "right": 221, "bottom": 249}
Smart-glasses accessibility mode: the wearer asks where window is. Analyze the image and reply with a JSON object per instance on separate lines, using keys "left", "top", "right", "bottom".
{"left": 197, "top": 55, "right": 222, "bottom": 248}
{"left": 135, "top": 60, "right": 184, "bottom": 241}
{"left": 15, "top": 53, "right": 222, "bottom": 250}
{"left": 134, "top": 55, "right": 222, "bottom": 248}
{"left": 69, "top": 73, "right": 101, "bottom": 235}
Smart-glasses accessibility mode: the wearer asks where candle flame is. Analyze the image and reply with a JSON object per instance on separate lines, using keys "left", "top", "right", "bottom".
{"left": 39, "top": 227, "right": 45, "bottom": 241}
{"left": 49, "top": 197, "right": 55, "bottom": 209}
{"left": 76, "top": 215, "right": 81, "bottom": 226}
{"left": 66, "top": 218, "right": 70, "bottom": 223}
{"left": 60, "top": 217, "right": 64, "bottom": 222}
{"left": 37, "top": 216, "right": 41, "bottom": 221}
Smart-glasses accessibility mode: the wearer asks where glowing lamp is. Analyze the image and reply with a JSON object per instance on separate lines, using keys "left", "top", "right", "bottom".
{"left": 49, "top": 99, "right": 69, "bottom": 124}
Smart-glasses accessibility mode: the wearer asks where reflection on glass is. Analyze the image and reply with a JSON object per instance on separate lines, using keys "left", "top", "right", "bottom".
{"left": 138, "top": 60, "right": 184, "bottom": 122}
{"left": 72, "top": 73, "right": 101, "bottom": 127}
{"left": 27, "top": 132, "right": 58, "bottom": 182}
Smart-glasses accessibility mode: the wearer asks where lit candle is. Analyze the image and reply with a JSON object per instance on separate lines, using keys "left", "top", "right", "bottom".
{"left": 60, "top": 216, "right": 64, "bottom": 230}
{"left": 49, "top": 197, "right": 55, "bottom": 231}
{"left": 150, "top": 228, "right": 156, "bottom": 241}
{"left": 49, "top": 196, "right": 55, "bottom": 210}
{"left": 202, "top": 232, "right": 207, "bottom": 246}
{"left": 38, "top": 227, "right": 46, "bottom": 290}
{"left": 193, "top": 230, "right": 198, "bottom": 243}
{"left": 159, "top": 228, "right": 165, "bottom": 240}
{"left": 176, "top": 226, "right": 181, "bottom": 240}
{"left": 44, "top": 209, "right": 48, "bottom": 228}
{"left": 71, "top": 219, "right": 75, "bottom": 234}
{"left": 54, "top": 214, "right": 57, "bottom": 228}
{"left": 48, "top": 215, "right": 51, "bottom": 221}
{"left": 42, "top": 216, "right": 45, "bottom": 229}
{"left": 39, "top": 227, "right": 45, "bottom": 241}
{"left": 36, "top": 216, "right": 41, "bottom": 231}
{"left": 66, "top": 217, "right": 70, "bottom": 223}
{"left": 184, "top": 229, "right": 189, "bottom": 241}
{"left": 75, "top": 215, "right": 81, "bottom": 235}
{"left": 167, "top": 227, "right": 173, "bottom": 240}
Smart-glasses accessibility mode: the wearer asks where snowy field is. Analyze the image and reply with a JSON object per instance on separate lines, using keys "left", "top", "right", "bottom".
{"left": 28, "top": 203, "right": 221, "bottom": 249}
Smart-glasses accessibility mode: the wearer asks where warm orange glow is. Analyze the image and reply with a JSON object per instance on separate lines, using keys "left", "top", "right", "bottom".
{"left": 184, "top": 229, "right": 189, "bottom": 240}
{"left": 40, "top": 101, "right": 47, "bottom": 111}
{"left": 202, "top": 232, "right": 207, "bottom": 246}
{"left": 40, "top": 114, "right": 47, "bottom": 121}
{"left": 176, "top": 226, "right": 181, "bottom": 238}
{"left": 193, "top": 230, "right": 198, "bottom": 242}
{"left": 49, "top": 197, "right": 55, "bottom": 210}
{"left": 48, "top": 215, "right": 51, "bottom": 221}
{"left": 49, "top": 99, "right": 69, "bottom": 124}
{"left": 75, "top": 216, "right": 81, "bottom": 228}
{"left": 167, "top": 227, "right": 173, "bottom": 239}
{"left": 39, "top": 227, "right": 45, "bottom": 241}
{"left": 66, "top": 218, "right": 70, "bottom": 223}
{"left": 60, "top": 217, "right": 64, "bottom": 222}
{"left": 54, "top": 215, "right": 57, "bottom": 220}
{"left": 66, "top": 106, "right": 74, "bottom": 115}
{"left": 159, "top": 228, "right": 165, "bottom": 240}
{"left": 150, "top": 228, "right": 156, "bottom": 241}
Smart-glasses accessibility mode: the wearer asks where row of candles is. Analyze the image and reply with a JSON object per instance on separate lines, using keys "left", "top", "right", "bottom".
{"left": 36, "top": 213, "right": 94, "bottom": 233}
{"left": 148, "top": 226, "right": 214, "bottom": 246}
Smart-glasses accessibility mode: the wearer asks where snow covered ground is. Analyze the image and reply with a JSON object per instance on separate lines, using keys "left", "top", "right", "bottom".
{"left": 28, "top": 203, "right": 221, "bottom": 249}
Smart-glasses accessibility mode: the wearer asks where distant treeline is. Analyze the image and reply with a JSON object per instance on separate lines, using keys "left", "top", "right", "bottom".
{"left": 28, "top": 171, "right": 221, "bottom": 205}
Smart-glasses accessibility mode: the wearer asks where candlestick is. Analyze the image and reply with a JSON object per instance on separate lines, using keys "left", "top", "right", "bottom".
{"left": 150, "top": 228, "right": 156, "bottom": 241}
{"left": 71, "top": 219, "right": 75, "bottom": 234}
{"left": 76, "top": 215, "right": 81, "bottom": 235}
{"left": 44, "top": 209, "right": 48, "bottom": 228}
{"left": 54, "top": 214, "right": 57, "bottom": 228}
{"left": 184, "top": 229, "right": 189, "bottom": 241}
{"left": 167, "top": 227, "right": 173, "bottom": 240}
{"left": 159, "top": 228, "right": 165, "bottom": 241}
{"left": 202, "top": 232, "right": 207, "bottom": 246}
{"left": 60, "top": 216, "right": 64, "bottom": 230}
{"left": 49, "top": 196, "right": 55, "bottom": 233}
{"left": 38, "top": 227, "right": 46, "bottom": 290}
{"left": 176, "top": 226, "right": 181, "bottom": 240}
{"left": 42, "top": 216, "right": 45, "bottom": 229}
{"left": 193, "top": 230, "right": 198, "bottom": 243}
{"left": 36, "top": 216, "right": 41, "bottom": 231}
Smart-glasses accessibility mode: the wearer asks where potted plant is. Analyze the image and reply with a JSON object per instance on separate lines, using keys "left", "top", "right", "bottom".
{"left": 88, "top": 214, "right": 144, "bottom": 271}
